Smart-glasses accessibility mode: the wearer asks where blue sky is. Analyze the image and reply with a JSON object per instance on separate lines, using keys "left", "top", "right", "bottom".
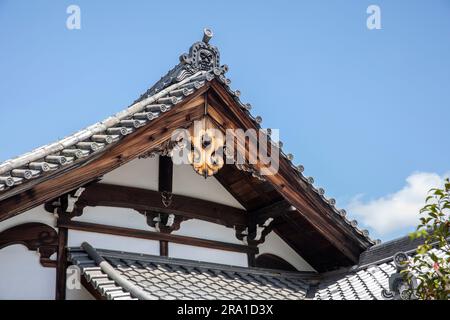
{"left": 0, "top": 0, "right": 449, "bottom": 241}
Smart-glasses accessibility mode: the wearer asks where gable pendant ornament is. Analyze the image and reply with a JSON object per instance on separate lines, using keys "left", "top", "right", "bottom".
{"left": 188, "top": 116, "right": 225, "bottom": 178}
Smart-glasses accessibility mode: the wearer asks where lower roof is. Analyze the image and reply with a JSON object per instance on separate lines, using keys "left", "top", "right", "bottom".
{"left": 68, "top": 243, "right": 312, "bottom": 300}
{"left": 67, "top": 235, "right": 445, "bottom": 300}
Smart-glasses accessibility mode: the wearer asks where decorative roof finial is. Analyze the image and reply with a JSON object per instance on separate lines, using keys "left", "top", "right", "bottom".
{"left": 202, "top": 28, "right": 213, "bottom": 44}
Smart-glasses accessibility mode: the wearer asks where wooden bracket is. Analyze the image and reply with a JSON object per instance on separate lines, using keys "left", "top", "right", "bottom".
{"left": 139, "top": 210, "right": 191, "bottom": 234}
{"left": 235, "top": 201, "right": 294, "bottom": 246}
{"left": 0, "top": 222, "right": 58, "bottom": 267}
{"left": 44, "top": 187, "right": 87, "bottom": 220}
{"left": 235, "top": 218, "right": 274, "bottom": 246}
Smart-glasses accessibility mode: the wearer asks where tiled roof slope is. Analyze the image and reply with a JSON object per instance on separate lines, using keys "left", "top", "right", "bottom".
{"left": 68, "top": 244, "right": 312, "bottom": 300}
{"left": 69, "top": 238, "right": 448, "bottom": 300}
{"left": 314, "top": 261, "right": 396, "bottom": 300}
{"left": 0, "top": 28, "right": 374, "bottom": 244}
{"left": 358, "top": 235, "right": 425, "bottom": 267}
{"left": 314, "top": 236, "right": 448, "bottom": 300}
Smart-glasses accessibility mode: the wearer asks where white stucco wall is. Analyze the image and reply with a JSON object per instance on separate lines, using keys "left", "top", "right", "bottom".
{"left": 0, "top": 205, "right": 56, "bottom": 300}
{"left": 67, "top": 230, "right": 160, "bottom": 255}
{"left": 101, "top": 156, "right": 159, "bottom": 190}
{"left": 173, "top": 163, "right": 245, "bottom": 209}
{"left": 172, "top": 219, "right": 242, "bottom": 244}
{"left": 169, "top": 243, "right": 248, "bottom": 267}
{"left": 0, "top": 245, "right": 56, "bottom": 299}
{"left": 170, "top": 219, "right": 248, "bottom": 266}
{"left": 73, "top": 206, "right": 156, "bottom": 231}
{"left": 257, "top": 231, "right": 316, "bottom": 272}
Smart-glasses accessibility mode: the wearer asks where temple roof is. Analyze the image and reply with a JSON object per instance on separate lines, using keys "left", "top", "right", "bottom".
{"left": 69, "top": 237, "right": 444, "bottom": 300}
{"left": 314, "top": 236, "right": 447, "bottom": 300}
{"left": 68, "top": 243, "right": 311, "bottom": 300}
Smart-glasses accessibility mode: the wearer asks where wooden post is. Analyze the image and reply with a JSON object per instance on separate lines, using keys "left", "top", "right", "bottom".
{"left": 158, "top": 155, "right": 173, "bottom": 256}
{"left": 247, "top": 251, "right": 256, "bottom": 267}
{"left": 160, "top": 240, "right": 169, "bottom": 257}
{"left": 159, "top": 155, "right": 173, "bottom": 193}
{"left": 55, "top": 226, "right": 68, "bottom": 300}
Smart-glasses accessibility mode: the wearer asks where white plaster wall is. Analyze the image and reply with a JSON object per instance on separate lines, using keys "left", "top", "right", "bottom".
{"left": 169, "top": 243, "right": 248, "bottom": 267}
{"left": 0, "top": 204, "right": 56, "bottom": 230}
{"left": 0, "top": 205, "right": 56, "bottom": 300}
{"left": 170, "top": 219, "right": 248, "bottom": 266}
{"left": 257, "top": 232, "right": 316, "bottom": 272}
{"left": 173, "top": 163, "right": 245, "bottom": 209}
{"left": 73, "top": 206, "right": 156, "bottom": 232}
{"left": 68, "top": 230, "right": 159, "bottom": 255}
{"left": 0, "top": 245, "right": 56, "bottom": 299}
{"left": 172, "top": 219, "right": 243, "bottom": 244}
{"left": 101, "top": 156, "right": 159, "bottom": 190}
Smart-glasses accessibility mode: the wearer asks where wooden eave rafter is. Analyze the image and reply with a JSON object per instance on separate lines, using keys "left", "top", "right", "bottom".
{"left": 0, "top": 85, "right": 209, "bottom": 222}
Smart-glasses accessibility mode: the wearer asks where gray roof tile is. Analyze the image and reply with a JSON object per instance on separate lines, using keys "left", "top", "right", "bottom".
{"left": 68, "top": 245, "right": 310, "bottom": 300}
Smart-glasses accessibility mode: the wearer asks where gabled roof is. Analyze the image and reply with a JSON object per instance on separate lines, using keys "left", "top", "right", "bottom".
{"left": 69, "top": 242, "right": 311, "bottom": 300}
{"left": 0, "top": 29, "right": 375, "bottom": 269}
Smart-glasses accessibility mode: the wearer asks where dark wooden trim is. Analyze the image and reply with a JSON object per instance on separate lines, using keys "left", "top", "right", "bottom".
{"left": 55, "top": 227, "right": 68, "bottom": 300}
{"left": 155, "top": 154, "right": 175, "bottom": 238}
{"left": 0, "top": 223, "right": 58, "bottom": 267}
{"left": 59, "top": 220, "right": 257, "bottom": 255}
{"left": 158, "top": 155, "right": 173, "bottom": 193}
{"left": 75, "top": 183, "right": 246, "bottom": 229}
{"left": 160, "top": 240, "right": 169, "bottom": 257}
{"left": 249, "top": 200, "right": 294, "bottom": 224}
{"left": 247, "top": 251, "right": 256, "bottom": 267}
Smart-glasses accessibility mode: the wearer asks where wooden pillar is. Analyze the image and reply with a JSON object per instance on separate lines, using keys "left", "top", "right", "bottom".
{"left": 160, "top": 240, "right": 169, "bottom": 257}
{"left": 247, "top": 240, "right": 257, "bottom": 267}
{"left": 158, "top": 155, "right": 173, "bottom": 193}
{"left": 158, "top": 155, "right": 173, "bottom": 257}
{"left": 55, "top": 226, "right": 68, "bottom": 300}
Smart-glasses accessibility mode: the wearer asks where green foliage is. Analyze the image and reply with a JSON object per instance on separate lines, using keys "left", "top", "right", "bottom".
{"left": 406, "top": 178, "right": 450, "bottom": 300}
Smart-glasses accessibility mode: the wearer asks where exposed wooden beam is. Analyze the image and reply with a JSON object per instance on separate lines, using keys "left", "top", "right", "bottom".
{"left": 249, "top": 200, "right": 295, "bottom": 224}
{"left": 158, "top": 155, "right": 173, "bottom": 193}
{"left": 55, "top": 227, "right": 68, "bottom": 300}
{"left": 0, "top": 223, "right": 58, "bottom": 268}
{"left": 158, "top": 155, "right": 173, "bottom": 254}
{"left": 58, "top": 220, "right": 257, "bottom": 255}
{"left": 160, "top": 241, "right": 169, "bottom": 257}
{"left": 75, "top": 183, "right": 246, "bottom": 229}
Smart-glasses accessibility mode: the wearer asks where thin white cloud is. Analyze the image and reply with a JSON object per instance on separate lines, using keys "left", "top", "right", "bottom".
{"left": 348, "top": 172, "right": 449, "bottom": 238}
